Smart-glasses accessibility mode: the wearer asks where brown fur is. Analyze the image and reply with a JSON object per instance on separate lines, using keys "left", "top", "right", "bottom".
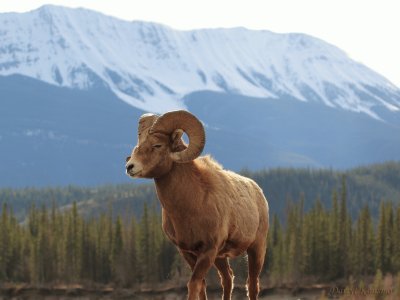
{"left": 126, "top": 123, "right": 269, "bottom": 300}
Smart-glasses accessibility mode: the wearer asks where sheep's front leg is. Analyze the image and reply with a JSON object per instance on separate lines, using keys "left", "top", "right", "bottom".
{"left": 181, "top": 251, "right": 207, "bottom": 300}
{"left": 187, "top": 248, "right": 217, "bottom": 300}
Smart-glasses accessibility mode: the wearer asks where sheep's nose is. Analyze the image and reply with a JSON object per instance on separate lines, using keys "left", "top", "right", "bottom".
{"left": 126, "top": 164, "right": 134, "bottom": 172}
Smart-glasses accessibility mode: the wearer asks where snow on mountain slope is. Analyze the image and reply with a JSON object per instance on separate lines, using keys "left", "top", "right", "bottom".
{"left": 1, "top": 5, "right": 400, "bottom": 117}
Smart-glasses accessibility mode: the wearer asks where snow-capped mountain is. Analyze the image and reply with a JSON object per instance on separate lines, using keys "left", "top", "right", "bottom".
{"left": 2, "top": 5, "right": 400, "bottom": 187}
{"left": 1, "top": 5, "right": 400, "bottom": 118}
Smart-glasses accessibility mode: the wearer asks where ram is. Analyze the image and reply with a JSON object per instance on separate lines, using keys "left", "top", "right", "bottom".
{"left": 126, "top": 110, "right": 269, "bottom": 300}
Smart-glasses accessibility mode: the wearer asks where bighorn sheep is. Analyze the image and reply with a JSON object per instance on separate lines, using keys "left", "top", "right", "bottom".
{"left": 125, "top": 110, "right": 269, "bottom": 300}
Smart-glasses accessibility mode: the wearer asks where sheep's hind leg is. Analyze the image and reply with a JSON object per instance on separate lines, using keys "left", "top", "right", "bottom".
{"left": 181, "top": 251, "right": 207, "bottom": 300}
{"left": 187, "top": 248, "right": 217, "bottom": 300}
{"left": 215, "top": 257, "right": 234, "bottom": 300}
{"left": 246, "top": 239, "right": 266, "bottom": 300}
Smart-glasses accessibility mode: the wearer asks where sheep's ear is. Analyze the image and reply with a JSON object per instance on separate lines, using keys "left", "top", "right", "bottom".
{"left": 171, "top": 129, "right": 184, "bottom": 142}
{"left": 171, "top": 129, "right": 186, "bottom": 152}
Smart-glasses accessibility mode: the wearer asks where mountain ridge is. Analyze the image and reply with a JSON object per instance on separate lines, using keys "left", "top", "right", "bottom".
{"left": 1, "top": 5, "right": 400, "bottom": 118}
{"left": 1, "top": 5, "right": 400, "bottom": 186}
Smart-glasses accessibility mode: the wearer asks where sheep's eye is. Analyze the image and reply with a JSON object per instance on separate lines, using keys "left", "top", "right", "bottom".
{"left": 152, "top": 144, "right": 162, "bottom": 149}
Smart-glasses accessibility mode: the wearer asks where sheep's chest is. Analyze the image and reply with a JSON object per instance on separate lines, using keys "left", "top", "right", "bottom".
{"left": 161, "top": 208, "right": 220, "bottom": 253}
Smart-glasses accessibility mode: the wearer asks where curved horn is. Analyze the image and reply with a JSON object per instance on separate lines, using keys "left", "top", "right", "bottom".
{"left": 150, "top": 110, "right": 205, "bottom": 163}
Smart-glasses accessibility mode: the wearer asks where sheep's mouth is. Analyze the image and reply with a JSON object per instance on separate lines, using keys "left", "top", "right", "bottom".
{"left": 127, "top": 170, "right": 142, "bottom": 178}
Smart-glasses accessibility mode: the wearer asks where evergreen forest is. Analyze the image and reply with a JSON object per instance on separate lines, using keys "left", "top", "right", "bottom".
{"left": 0, "top": 162, "right": 400, "bottom": 297}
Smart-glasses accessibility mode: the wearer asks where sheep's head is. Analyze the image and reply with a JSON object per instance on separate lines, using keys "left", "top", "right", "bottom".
{"left": 125, "top": 110, "right": 205, "bottom": 179}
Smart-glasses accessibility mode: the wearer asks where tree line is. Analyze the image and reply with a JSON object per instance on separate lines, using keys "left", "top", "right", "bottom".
{"left": 267, "top": 179, "right": 400, "bottom": 285}
{"left": 0, "top": 181, "right": 399, "bottom": 289}
{"left": 0, "top": 201, "right": 175, "bottom": 286}
{"left": 2, "top": 161, "right": 400, "bottom": 223}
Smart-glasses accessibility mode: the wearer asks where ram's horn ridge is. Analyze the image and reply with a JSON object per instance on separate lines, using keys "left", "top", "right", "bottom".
{"left": 150, "top": 110, "right": 205, "bottom": 163}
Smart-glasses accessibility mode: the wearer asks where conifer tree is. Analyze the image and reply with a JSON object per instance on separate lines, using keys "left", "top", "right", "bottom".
{"left": 270, "top": 214, "right": 285, "bottom": 281}
{"left": 112, "top": 216, "right": 124, "bottom": 282}
{"left": 139, "top": 202, "right": 151, "bottom": 283}
{"left": 393, "top": 207, "right": 400, "bottom": 271}
{"left": 385, "top": 202, "right": 394, "bottom": 273}
{"left": 286, "top": 199, "right": 305, "bottom": 279}
{"left": 263, "top": 214, "right": 279, "bottom": 276}
{"left": 149, "top": 204, "right": 161, "bottom": 282}
{"left": 29, "top": 236, "right": 39, "bottom": 284}
{"left": 352, "top": 205, "right": 375, "bottom": 276}
{"left": 0, "top": 203, "right": 11, "bottom": 280}
{"left": 376, "top": 201, "right": 386, "bottom": 272}
{"left": 328, "top": 190, "right": 340, "bottom": 279}
{"left": 339, "top": 177, "right": 348, "bottom": 277}
{"left": 314, "top": 198, "right": 328, "bottom": 275}
{"left": 125, "top": 216, "right": 138, "bottom": 286}
{"left": 80, "top": 221, "right": 92, "bottom": 281}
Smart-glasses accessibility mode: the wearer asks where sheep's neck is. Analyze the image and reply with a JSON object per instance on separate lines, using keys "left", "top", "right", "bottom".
{"left": 154, "top": 161, "right": 202, "bottom": 215}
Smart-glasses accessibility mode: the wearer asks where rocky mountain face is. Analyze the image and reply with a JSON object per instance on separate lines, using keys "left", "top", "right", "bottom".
{"left": 1, "top": 5, "right": 400, "bottom": 186}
